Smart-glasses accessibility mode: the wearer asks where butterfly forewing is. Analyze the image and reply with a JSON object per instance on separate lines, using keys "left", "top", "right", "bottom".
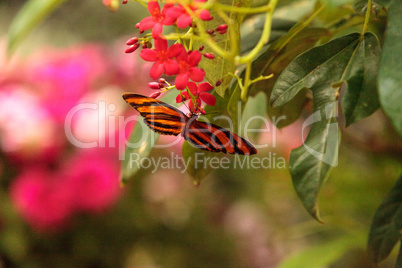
{"left": 123, "top": 93, "right": 188, "bottom": 136}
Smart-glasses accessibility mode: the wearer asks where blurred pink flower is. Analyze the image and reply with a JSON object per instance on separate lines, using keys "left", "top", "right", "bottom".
{"left": 28, "top": 45, "right": 107, "bottom": 123}
{"left": 63, "top": 149, "right": 122, "bottom": 213}
{"left": 0, "top": 85, "right": 63, "bottom": 162}
{"left": 10, "top": 168, "right": 75, "bottom": 232}
{"left": 257, "top": 120, "right": 307, "bottom": 159}
{"left": 68, "top": 86, "right": 127, "bottom": 148}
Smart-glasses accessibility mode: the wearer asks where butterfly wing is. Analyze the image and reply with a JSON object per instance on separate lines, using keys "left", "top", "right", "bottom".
{"left": 122, "top": 93, "right": 188, "bottom": 136}
{"left": 183, "top": 118, "right": 257, "bottom": 155}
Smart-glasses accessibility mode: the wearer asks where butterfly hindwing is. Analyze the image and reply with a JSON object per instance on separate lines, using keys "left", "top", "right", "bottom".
{"left": 184, "top": 119, "right": 257, "bottom": 155}
{"left": 123, "top": 93, "right": 188, "bottom": 136}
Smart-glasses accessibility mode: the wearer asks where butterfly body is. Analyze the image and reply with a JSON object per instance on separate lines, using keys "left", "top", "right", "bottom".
{"left": 123, "top": 93, "right": 257, "bottom": 155}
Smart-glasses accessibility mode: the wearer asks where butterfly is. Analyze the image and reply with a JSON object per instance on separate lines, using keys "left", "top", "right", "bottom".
{"left": 122, "top": 93, "right": 257, "bottom": 155}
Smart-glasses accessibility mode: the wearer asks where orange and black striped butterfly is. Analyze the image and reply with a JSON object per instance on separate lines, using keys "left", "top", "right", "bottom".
{"left": 122, "top": 93, "right": 257, "bottom": 155}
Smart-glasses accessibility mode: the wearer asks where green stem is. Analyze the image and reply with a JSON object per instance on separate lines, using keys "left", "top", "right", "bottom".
{"left": 240, "top": 61, "right": 252, "bottom": 101}
{"left": 209, "top": 2, "right": 271, "bottom": 14}
{"left": 133, "top": 0, "right": 148, "bottom": 8}
{"left": 361, "top": 0, "right": 372, "bottom": 36}
{"left": 237, "top": 0, "right": 278, "bottom": 102}
{"left": 236, "top": 0, "right": 278, "bottom": 64}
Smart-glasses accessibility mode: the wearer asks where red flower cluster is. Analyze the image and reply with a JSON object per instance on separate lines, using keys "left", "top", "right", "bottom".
{"left": 125, "top": 0, "right": 224, "bottom": 114}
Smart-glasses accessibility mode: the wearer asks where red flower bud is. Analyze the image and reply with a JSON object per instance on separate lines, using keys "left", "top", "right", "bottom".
{"left": 199, "top": 46, "right": 204, "bottom": 51}
{"left": 135, "top": 23, "right": 140, "bottom": 29}
{"left": 200, "top": 10, "right": 213, "bottom": 21}
{"left": 216, "top": 24, "right": 228, "bottom": 31}
{"left": 158, "top": 78, "right": 166, "bottom": 84}
{"left": 148, "top": 82, "right": 161, "bottom": 89}
{"left": 123, "top": 0, "right": 128, "bottom": 3}
{"left": 203, "top": 53, "right": 215, "bottom": 59}
{"left": 215, "top": 80, "right": 222, "bottom": 87}
{"left": 126, "top": 37, "right": 139, "bottom": 45}
{"left": 149, "top": 92, "right": 161, "bottom": 98}
{"left": 125, "top": 44, "right": 140, "bottom": 53}
{"left": 218, "top": 29, "right": 227, "bottom": 34}
{"left": 206, "top": 29, "right": 215, "bottom": 35}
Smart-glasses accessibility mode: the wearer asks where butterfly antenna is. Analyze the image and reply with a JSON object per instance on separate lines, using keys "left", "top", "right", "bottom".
{"left": 182, "top": 99, "right": 190, "bottom": 112}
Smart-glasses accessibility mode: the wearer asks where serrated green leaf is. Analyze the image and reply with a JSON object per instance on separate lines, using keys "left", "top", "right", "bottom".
{"left": 367, "top": 172, "right": 402, "bottom": 264}
{"left": 7, "top": 0, "right": 66, "bottom": 54}
{"left": 120, "top": 91, "right": 178, "bottom": 185}
{"left": 378, "top": 0, "right": 402, "bottom": 135}
{"left": 195, "top": 0, "right": 252, "bottom": 97}
{"left": 271, "top": 33, "right": 361, "bottom": 221}
{"left": 342, "top": 33, "right": 380, "bottom": 126}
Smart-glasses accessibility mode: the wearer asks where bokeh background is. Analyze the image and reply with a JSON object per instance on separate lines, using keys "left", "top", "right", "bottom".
{"left": 0, "top": 0, "right": 401, "bottom": 267}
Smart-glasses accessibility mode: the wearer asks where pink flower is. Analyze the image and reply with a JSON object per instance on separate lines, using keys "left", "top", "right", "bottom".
{"left": 166, "top": 0, "right": 213, "bottom": 29}
{"left": 175, "top": 50, "right": 205, "bottom": 90}
{"left": 28, "top": 45, "right": 107, "bottom": 123}
{"left": 10, "top": 168, "right": 75, "bottom": 232}
{"left": 0, "top": 85, "right": 63, "bottom": 162}
{"left": 140, "top": 38, "right": 182, "bottom": 79}
{"left": 139, "top": 1, "right": 176, "bottom": 38}
{"left": 63, "top": 149, "right": 122, "bottom": 213}
{"left": 176, "top": 82, "right": 215, "bottom": 112}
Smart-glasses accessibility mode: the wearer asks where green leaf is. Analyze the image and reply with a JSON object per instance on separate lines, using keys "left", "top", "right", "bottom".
{"left": 240, "top": 16, "right": 296, "bottom": 54}
{"left": 342, "top": 33, "right": 381, "bottom": 126}
{"left": 378, "top": 0, "right": 402, "bottom": 135}
{"left": 375, "top": 0, "right": 394, "bottom": 8}
{"left": 181, "top": 141, "right": 216, "bottom": 186}
{"left": 279, "top": 234, "right": 364, "bottom": 268}
{"left": 354, "top": 0, "right": 391, "bottom": 14}
{"left": 271, "top": 33, "right": 360, "bottom": 107}
{"left": 367, "top": 172, "right": 402, "bottom": 264}
{"left": 227, "top": 83, "right": 242, "bottom": 133}
{"left": 7, "top": 0, "right": 66, "bottom": 54}
{"left": 195, "top": 0, "right": 252, "bottom": 97}
{"left": 289, "top": 104, "right": 340, "bottom": 222}
{"left": 248, "top": 25, "right": 329, "bottom": 128}
{"left": 240, "top": 92, "right": 267, "bottom": 140}
{"left": 271, "top": 33, "right": 361, "bottom": 221}
{"left": 120, "top": 91, "right": 178, "bottom": 185}
{"left": 396, "top": 246, "right": 402, "bottom": 268}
